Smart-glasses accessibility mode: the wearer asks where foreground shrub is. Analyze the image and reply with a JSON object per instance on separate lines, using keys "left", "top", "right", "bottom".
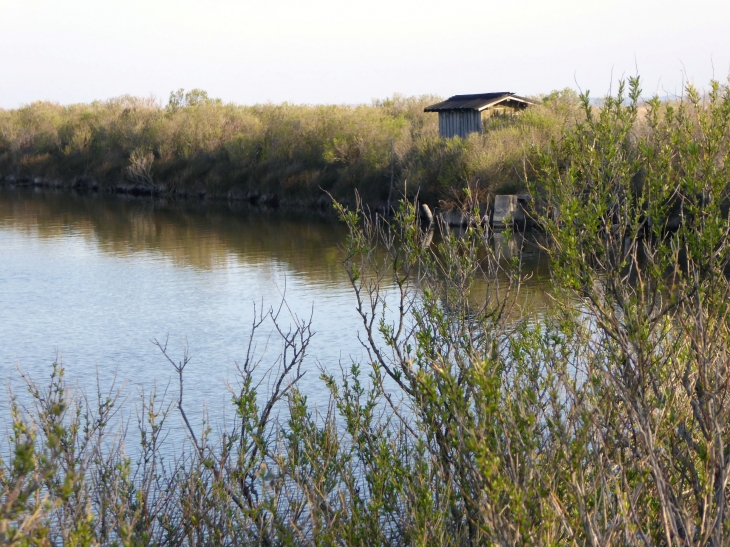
{"left": 534, "top": 76, "right": 730, "bottom": 545}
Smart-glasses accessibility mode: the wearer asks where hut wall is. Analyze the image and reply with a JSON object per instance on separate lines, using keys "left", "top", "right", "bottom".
{"left": 438, "top": 110, "right": 483, "bottom": 139}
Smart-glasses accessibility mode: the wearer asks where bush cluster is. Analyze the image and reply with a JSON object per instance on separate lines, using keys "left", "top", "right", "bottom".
{"left": 0, "top": 90, "right": 578, "bottom": 208}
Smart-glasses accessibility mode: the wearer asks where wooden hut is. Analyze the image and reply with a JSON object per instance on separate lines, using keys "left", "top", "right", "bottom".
{"left": 424, "top": 92, "right": 538, "bottom": 138}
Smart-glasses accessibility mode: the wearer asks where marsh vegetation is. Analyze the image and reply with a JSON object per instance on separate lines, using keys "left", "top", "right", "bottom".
{"left": 0, "top": 89, "right": 578, "bottom": 209}
{"left": 4, "top": 77, "right": 730, "bottom": 545}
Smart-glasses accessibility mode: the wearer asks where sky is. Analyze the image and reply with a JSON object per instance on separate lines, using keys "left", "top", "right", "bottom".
{"left": 1, "top": 0, "right": 729, "bottom": 108}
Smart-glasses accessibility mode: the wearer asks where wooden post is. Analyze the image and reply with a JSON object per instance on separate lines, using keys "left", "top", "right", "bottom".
{"left": 419, "top": 203, "right": 434, "bottom": 225}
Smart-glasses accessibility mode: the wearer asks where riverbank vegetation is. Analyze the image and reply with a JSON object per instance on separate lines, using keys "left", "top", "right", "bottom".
{"left": 4, "top": 77, "right": 730, "bottom": 545}
{"left": 0, "top": 89, "right": 578, "bottom": 209}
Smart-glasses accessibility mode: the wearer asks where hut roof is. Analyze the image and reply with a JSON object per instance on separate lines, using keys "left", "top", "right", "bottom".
{"left": 424, "top": 92, "right": 538, "bottom": 112}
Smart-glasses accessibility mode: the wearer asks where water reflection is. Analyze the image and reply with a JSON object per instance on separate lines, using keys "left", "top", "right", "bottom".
{"left": 0, "top": 188, "right": 350, "bottom": 281}
{"left": 0, "top": 187, "right": 553, "bottom": 447}
{"left": 0, "top": 188, "right": 359, "bottom": 438}
{"left": 492, "top": 231, "right": 552, "bottom": 313}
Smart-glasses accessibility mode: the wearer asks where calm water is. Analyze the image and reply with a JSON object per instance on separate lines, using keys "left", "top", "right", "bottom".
{"left": 0, "top": 187, "right": 550, "bottom": 440}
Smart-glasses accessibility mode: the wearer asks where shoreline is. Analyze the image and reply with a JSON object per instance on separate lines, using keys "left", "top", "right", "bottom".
{"left": 0, "top": 173, "right": 475, "bottom": 225}
{"left": 0, "top": 172, "right": 349, "bottom": 217}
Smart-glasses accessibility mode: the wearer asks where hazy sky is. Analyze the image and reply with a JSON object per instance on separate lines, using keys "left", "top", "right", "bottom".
{"left": 1, "top": 0, "right": 728, "bottom": 108}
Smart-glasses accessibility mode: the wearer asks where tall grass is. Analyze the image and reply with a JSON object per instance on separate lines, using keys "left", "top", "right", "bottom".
{"left": 0, "top": 90, "right": 579, "bottom": 208}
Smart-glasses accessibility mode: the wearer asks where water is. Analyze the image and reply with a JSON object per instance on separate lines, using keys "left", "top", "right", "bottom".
{"left": 0, "top": 187, "right": 550, "bottom": 444}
